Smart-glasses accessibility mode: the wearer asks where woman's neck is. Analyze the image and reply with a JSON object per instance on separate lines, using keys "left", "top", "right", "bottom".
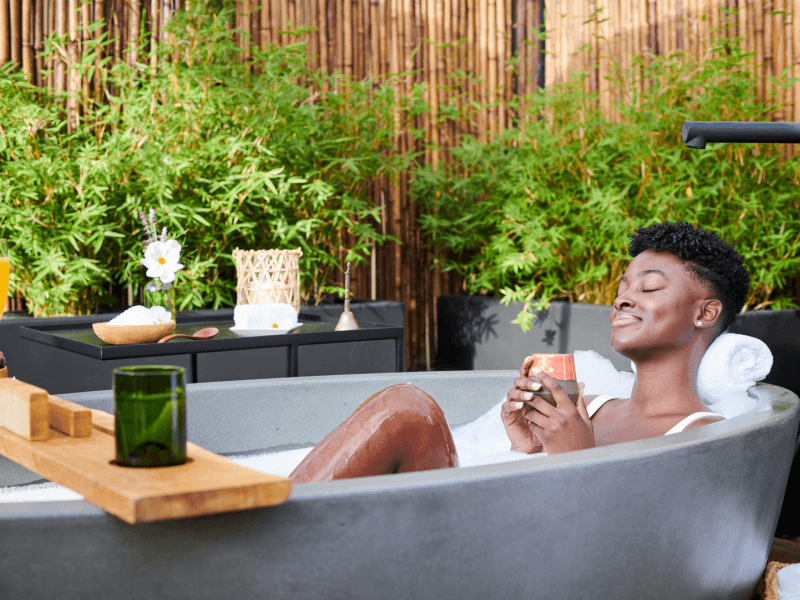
{"left": 628, "top": 339, "right": 711, "bottom": 416}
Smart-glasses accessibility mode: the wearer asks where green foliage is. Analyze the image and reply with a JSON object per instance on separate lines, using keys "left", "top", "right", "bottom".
{"left": 413, "top": 34, "right": 800, "bottom": 331}
{"left": 0, "top": 3, "right": 403, "bottom": 317}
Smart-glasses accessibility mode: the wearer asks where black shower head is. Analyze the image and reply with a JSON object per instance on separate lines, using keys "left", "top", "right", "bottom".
{"left": 682, "top": 121, "right": 800, "bottom": 149}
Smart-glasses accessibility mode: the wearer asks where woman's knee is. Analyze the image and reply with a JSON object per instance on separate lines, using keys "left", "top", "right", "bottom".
{"left": 354, "top": 383, "right": 436, "bottom": 415}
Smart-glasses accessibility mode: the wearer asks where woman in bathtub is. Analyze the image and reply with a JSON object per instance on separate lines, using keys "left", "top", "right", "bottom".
{"left": 290, "top": 220, "right": 751, "bottom": 482}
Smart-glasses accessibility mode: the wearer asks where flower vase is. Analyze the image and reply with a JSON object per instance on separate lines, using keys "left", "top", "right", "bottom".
{"left": 144, "top": 279, "right": 175, "bottom": 319}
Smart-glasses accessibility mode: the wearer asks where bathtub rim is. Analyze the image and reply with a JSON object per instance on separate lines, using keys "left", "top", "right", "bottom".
{"left": 0, "top": 374, "right": 797, "bottom": 519}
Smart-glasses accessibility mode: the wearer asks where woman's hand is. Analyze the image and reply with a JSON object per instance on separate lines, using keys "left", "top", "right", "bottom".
{"left": 522, "top": 367, "right": 594, "bottom": 455}
{"left": 501, "top": 356, "right": 544, "bottom": 454}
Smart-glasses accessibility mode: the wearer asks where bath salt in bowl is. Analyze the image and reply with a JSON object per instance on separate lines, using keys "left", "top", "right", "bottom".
{"left": 93, "top": 305, "right": 175, "bottom": 345}
{"left": 92, "top": 321, "right": 176, "bottom": 345}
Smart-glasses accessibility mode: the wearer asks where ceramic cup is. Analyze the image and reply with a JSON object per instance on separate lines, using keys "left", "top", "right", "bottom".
{"left": 528, "top": 353, "right": 579, "bottom": 407}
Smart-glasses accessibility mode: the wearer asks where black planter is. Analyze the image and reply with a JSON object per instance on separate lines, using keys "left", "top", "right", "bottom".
{"left": 436, "top": 295, "right": 628, "bottom": 372}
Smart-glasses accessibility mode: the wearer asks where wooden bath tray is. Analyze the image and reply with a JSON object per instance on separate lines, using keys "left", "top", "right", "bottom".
{"left": 0, "top": 382, "right": 292, "bottom": 524}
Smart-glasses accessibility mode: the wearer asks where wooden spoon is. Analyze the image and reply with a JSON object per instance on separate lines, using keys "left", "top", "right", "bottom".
{"left": 157, "top": 327, "right": 220, "bottom": 344}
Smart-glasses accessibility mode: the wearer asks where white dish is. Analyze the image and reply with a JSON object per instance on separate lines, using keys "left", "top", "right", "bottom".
{"left": 230, "top": 325, "right": 301, "bottom": 337}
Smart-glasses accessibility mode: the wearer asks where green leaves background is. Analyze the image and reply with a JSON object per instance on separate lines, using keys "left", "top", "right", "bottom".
{"left": 0, "top": 6, "right": 401, "bottom": 317}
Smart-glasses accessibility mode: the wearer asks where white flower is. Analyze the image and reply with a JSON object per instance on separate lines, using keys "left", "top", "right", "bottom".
{"left": 141, "top": 240, "right": 184, "bottom": 284}
{"left": 149, "top": 306, "right": 172, "bottom": 323}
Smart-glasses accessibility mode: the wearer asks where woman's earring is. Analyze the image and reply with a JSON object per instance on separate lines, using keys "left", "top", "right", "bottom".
{"left": 696, "top": 321, "right": 702, "bottom": 327}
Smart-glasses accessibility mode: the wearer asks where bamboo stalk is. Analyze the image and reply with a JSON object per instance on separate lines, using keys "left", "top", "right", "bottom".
{"left": 128, "top": 0, "right": 140, "bottom": 65}
{"left": 93, "top": 0, "right": 105, "bottom": 95}
{"left": 342, "top": 0, "right": 350, "bottom": 76}
{"left": 369, "top": 0, "right": 378, "bottom": 77}
{"left": 455, "top": 0, "right": 465, "bottom": 129}
{"left": 478, "top": 0, "right": 487, "bottom": 137}
{"left": 783, "top": 0, "right": 792, "bottom": 158}
{"left": 10, "top": 0, "right": 20, "bottom": 66}
{"left": 764, "top": 0, "right": 774, "bottom": 118}
{"left": 667, "top": 0, "right": 676, "bottom": 55}
{"left": 431, "top": 0, "right": 447, "bottom": 141}
{"left": 710, "top": 0, "right": 720, "bottom": 44}
{"left": 259, "top": 0, "right": 269, "bottom": 48}
{"left": 773, "top": 0, "right": 785, "bottom": 120}
{"left": 504, "top": 0, "right": 512, "bottom": 123}
{"left": 560, "top": 0, "right": 568, "bottom": 86}
{"left": 699, "top": 0, "right": 707, "bottom": 53}
{"left": 34, "top": 0, "right": 43, "bottom": 85}
{"left": 793, "top": 0, "right": 800, "bottom": 125}
{"left": 495, "top": 0, "right": 505, "bottom": 130}
{"left": 513, "top": 0, "right": 523, "bottom": 97}
{"left": 279, "top": 0, "right": 288, "bottom": 45}
{"left": 612, "top": 0, "right": 622, "bottom": 119}
{"left": 376, "top": 0, "right": 385, "bottom": 78}
{"left": 80, "top": 0, "right": 90, "bottom": 102}
{"left": 543, "top": 0, "right": 553, "bottom": 90}
{"left": 67, "top": 0, "right": 79, "bottom": 129}
{"left": 243, "top": 0, "right": 252, "bottom": 62}
{"left": 21, "top": 0, "right": 33, "bottom": 76}
{"left": 754, "top": 0, "right": 764, "bottom": 104}
{"left": 467, "top": 0, "right": 474, "bottom": 127}
{"left": 1, "top": 0, "right": 9, "bottom": 65}
{"left": 55, "top": 0, "right": 65, "bottom": 93}
{"left": 565, "top": 0, "right": 575, "bottom": 84}
{"left": 617, "top": 0, "right": 628, "bottom": 105}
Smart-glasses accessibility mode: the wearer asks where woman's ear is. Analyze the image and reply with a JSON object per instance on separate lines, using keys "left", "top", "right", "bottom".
{"left": 696, "top": 298, "right": 724, "bottom": 329}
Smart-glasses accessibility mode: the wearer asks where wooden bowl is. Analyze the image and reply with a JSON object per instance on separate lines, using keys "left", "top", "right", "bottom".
{"left": 92, "top": 321, "right": 176, "bottom": 346}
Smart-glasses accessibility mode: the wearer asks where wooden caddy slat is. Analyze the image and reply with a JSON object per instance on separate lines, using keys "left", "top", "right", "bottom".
{"left": 0, "top": 380, "right": 292, "bottom": 524}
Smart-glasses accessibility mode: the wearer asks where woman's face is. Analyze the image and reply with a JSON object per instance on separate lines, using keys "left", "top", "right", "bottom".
{"left": 610, "top": 250, "right": 716, "bottom": 361}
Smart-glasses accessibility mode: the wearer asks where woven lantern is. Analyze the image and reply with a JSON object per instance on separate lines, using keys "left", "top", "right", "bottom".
{"left": 233, "top": 248, "right": 303, "bottom": 312}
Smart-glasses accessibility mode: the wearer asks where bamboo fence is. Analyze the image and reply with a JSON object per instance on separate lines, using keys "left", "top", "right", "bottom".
{"left": 2, "top": 0, "right": 799, "bottom": 369}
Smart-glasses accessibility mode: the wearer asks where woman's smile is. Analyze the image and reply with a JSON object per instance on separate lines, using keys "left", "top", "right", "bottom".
{"left": 612, "top": 311, "right": 641, "bottom": 327}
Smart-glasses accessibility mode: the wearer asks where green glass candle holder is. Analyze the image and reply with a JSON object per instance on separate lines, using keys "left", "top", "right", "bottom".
{"left": 113, "top": 365, "right": 187, "bottom": 468}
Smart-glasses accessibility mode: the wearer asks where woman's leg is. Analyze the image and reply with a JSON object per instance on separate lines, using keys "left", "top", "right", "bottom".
{"left": 289, "top": 384, "right": 459, "bottom": 483}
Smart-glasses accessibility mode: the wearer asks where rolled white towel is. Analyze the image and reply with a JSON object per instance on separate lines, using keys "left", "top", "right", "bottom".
{"left": 233, "top": 303, "right": 299, "bottom": 330}
{"left": 632, "top": 332, "right": 773, "bottom": 418}
{"left": 777, "top": 563, "right": 800, "bottom": 600}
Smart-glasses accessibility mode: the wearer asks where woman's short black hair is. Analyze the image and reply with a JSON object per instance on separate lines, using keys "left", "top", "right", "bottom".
{"left": 627, "top": 221, "right": 751, "bottom": 334}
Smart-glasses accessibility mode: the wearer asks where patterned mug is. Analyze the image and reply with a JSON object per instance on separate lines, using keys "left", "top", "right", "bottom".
{"left": 527, "top": 353, "right": 579, "bottom": 407}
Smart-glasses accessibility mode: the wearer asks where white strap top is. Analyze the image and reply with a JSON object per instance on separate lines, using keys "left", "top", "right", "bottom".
{"left": 586, "top": 394, "right": 723, "bottom": 435}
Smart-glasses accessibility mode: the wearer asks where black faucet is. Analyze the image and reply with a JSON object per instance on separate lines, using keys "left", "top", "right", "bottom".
{"left": 682, "top": 121, "right": 800, "bottom": 149}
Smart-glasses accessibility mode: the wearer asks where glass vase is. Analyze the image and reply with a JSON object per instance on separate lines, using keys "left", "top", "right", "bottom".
{"left": 144, "top": 278, "right": 175, "bottom": 317}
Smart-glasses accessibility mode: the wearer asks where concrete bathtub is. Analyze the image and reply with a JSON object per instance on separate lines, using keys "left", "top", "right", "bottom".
{"left": 1, "top": 370, "right": 798, "bottom": 600}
